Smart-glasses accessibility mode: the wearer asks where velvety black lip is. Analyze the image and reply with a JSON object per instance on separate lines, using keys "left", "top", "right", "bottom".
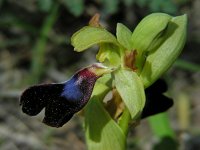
{"left": 141, "top": 79, "right": 174, "bottom": 119}
{"left": 20, "top": 64, "right": 104, "bottom": 127}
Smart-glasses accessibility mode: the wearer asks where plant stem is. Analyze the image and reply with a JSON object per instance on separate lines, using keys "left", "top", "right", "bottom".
{"left": 30, "top": 3, "right": 59, "bottom": 84}
{"left": 118, "top": 107, "right": 131, "bottom": 136}
{"left": 119, "top": 96, "right": 175, "bottom": 148}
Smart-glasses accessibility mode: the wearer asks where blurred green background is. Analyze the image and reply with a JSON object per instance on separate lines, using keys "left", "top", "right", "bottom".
{"left": 0, "top": 0, "right": 200, "bottom": 149}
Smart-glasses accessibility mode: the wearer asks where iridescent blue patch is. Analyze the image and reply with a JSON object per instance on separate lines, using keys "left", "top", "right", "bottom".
{"left": 61, "top": 77, "right": 83, "bottom": 101}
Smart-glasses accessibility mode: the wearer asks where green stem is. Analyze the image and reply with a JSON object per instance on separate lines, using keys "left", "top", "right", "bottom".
{"left": 30, "top": 3, "right": 59, "bottom": 84}
{"left": 118, "top": 51, "right": 132, "bottom": 138}
{"left": 119, "top": 107, "right": 175, "bottom": 140}
{"left": 119, "top": 94, "right": 175, "bottom": 148}
{"left": 118, "top": 107, "right": 131, "bottom": 136}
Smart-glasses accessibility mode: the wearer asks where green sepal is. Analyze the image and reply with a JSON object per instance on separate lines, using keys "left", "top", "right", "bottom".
{"left": 131, "top": 13, "right": 172, "bottom": 52}
{"left": 71, "top": 26, "right": 119, "bottom": 52}
{"left": 140, "top": 14, "right": 187, "bottom": 88}
{"left": 114, "top": 68, "right": 145, "bottom": 118}
{"left": 116, "top": 23, "right": 132, "bottom": 50}
{"left": 96, "top": 43, "right": 121, "bottom": 67}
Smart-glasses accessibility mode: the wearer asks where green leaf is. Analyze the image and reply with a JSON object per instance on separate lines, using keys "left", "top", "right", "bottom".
{"left": 71, "top": 26, "right": 119, "bottom": 52}
{"left": 85, "top": 82, "right": 126, "bottom": 150}
{"left": 140, "top": 15, "right": 187, "bottom": 88}
{"left": 62, "top": 0, "right": 84, "bottom": 17}
{"left": 116, "top": 23, "right": 132, "bottom": 50}
{"left": 96, "top": 43, "right": 121, "bottom": 67}
{"left": 131, "top": 13, "right": 171, "bottom": 53}
{"left": 114, "top": 68, "right": 145, "bottom": 118}
{"left": 85, "top": 99, "right": 126, "bottom": 150}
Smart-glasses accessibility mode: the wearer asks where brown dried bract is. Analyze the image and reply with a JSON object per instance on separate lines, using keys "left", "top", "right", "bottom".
{"left": 89, "top": 13, "right": 101, "bottom": 27}
{"left": 104, "top": 89, "right": 125, "bottom": 120}
{"left": 124, "top": 50, "right": 137, "bottom": 71}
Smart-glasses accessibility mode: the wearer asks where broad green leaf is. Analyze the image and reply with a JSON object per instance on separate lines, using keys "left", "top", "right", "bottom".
{"left": 131, "top": 13, "right": 171, "bottom": 53}
{"left": 114, "top": 68, "right": 145, "bottom": 118}
{"left": 85, "top": 82, "right": 126, "bottom": 150}
{"left": 96, "top": 43, "right": 121, "bottom": 67}
{"left": 85, "top": 99, "right": 126, "bottom": 150}
{"left": 116, "top": 23, "right": 132, "bottom": 50}
{"left": 62, "top": 0, "right": 84, "bottom": 17}
{"left": 140, "top": 15, "right": 187, "bottom": 88}
{"left": 71, "top": 26, "right": 119, "bottom": 52}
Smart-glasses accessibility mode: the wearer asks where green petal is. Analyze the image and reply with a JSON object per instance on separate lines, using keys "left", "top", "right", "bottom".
{"left": 114, "top": 68, "right": 145, "bottom": 118}
{"left": 116, "top": 23, "right": 132, "bottom": 50}
{"left": 71, "top": 26, "right": 119, "bottom": 52}
{"left": 131, "top": 13, "right": 172, "bottom": 52}
{"left": 140, "top": 14, "right": 187, "bottom": 88}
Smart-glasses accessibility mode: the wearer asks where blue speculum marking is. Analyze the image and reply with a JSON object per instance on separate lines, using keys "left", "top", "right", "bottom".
{"left": 61, "top": 77, "right": 83, "bottom": 102}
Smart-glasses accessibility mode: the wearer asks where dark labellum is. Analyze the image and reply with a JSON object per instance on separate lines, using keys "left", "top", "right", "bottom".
{"left": 20, "top": 64, "right": 109, "bottom": 127}
{"left": 20, "top": 83, "right": 75, "bottom": 127}
{"left": 141, "top": 79, "right": 173, "bottom": 119}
